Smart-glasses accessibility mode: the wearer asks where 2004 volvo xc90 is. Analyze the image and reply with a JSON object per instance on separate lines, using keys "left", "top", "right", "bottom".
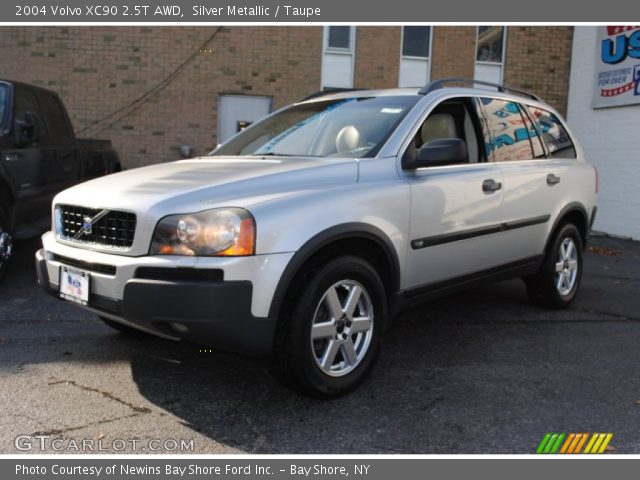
{"left": 36, "top": 78, "right": 598, "bottom": 397}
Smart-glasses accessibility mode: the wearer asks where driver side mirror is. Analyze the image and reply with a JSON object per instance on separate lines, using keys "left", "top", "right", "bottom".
{"left": 405, "top": 138, "right": 467, "bottom": 169}
{"left": 14, "top": 111, "right": 40, "bottom": 146}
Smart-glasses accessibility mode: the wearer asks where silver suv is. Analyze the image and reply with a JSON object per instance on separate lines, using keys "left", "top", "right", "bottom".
{"left": 36, "top": 79, "right": 598, "bottom": 397}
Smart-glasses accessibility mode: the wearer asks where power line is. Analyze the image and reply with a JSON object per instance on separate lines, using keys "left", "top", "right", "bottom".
{"left": 78, "top": 27, "right": 223, "bottom": 136}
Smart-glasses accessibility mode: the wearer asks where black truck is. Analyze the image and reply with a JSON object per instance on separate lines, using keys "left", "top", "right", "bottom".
{"left": 0, "top": 80, "right": 120, "bottom": 282}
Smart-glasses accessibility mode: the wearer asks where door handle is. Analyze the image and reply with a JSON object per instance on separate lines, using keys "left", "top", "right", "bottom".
{"left": 547, "top": 173, "right": 561, "bottom": 185}
{"left": 482, "top": 178, "right": 502, "bottom": 193}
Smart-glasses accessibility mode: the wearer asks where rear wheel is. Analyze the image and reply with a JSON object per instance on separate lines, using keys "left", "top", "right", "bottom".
{"left": 0, "top": 218, "right": 13, "bottom": 285}
{"left": 272, "top": 256, "right": 387, "bottom": 398}
{"left": 525, "top": 223, "right": 583, "bottom": 309}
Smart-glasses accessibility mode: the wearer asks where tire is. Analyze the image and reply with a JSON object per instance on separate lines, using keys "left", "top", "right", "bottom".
{"left": 525, "top": 223, "right": 583, "bottom": 309}
{"left": 272, "top": 255, "right": 388, "bottom": 398}
{"left": 0, "top": 216, "right": 12, "bottom": 285}
{"left": 99, "top": 316, "right": 144, "bottom": 336}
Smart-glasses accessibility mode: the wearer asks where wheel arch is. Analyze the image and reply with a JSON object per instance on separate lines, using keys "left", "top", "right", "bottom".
{"left": 547, "top": 202, "right": 589, "bottom": 252}
{"left": 268, "top": 223, "right": 401, "bottom": 319}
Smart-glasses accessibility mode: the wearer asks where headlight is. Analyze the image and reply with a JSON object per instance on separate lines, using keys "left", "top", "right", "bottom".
{"left": 149, "top": 208, "right": 255, "bottom": 256}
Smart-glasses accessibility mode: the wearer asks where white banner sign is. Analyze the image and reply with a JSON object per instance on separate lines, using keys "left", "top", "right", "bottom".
{"left": 593, "top": 26, "right": 640, "bottom": 109}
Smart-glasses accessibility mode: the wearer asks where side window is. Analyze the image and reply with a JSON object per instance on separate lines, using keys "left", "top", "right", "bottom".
{"left": 404, "top": 97, "right": 485, "bottom": 165}
{"left": 518, "top": 104, "right": 545, "bottom": 159}
{"left": 38, "top": 93, "right": 72, "bottom": 138}
{"left": 527, "top": 106, "right": 576, "bottom": 159}
{"left": 13, "top": 87, "right": 47, "bottom": 134}
{"left": 480, "top": 97, "right": 535, "bottom": 162}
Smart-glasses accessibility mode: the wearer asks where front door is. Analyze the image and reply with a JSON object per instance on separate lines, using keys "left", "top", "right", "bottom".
{"left": 403, "top": 96, "right": 508, "bottom": 290}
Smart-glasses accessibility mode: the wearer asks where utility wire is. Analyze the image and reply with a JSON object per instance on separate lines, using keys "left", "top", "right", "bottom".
{"left": 78, "top": 27, "right": 223, "bottom": 136}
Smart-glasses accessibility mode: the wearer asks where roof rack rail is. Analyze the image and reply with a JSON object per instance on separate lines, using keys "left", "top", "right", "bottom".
{"left": 418, "top": 77, "right": 541, "bottom": 101}
{"left": 299, "top": 87, "right": 366, "bottom": 102}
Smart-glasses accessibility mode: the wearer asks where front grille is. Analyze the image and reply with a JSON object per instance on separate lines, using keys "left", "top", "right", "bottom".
{"left": 51, "top": 254, "right": 116, "bottom": 276}
{"left": 57, "top": 205, "right": 136, "bottom": 248}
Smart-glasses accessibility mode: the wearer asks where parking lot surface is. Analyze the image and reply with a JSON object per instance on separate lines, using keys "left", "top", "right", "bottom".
{"left": 1, "top": 235, "right": 639, "bottom": 454}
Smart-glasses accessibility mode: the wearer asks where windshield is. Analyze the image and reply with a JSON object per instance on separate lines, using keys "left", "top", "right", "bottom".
{"left": 212, "top": 95, "right": 419, "bottom": 158}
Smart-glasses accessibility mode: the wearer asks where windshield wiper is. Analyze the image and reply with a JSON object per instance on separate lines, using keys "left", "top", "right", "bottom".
{"left": 250, "top": 152, "right": 297, "bottom": 157}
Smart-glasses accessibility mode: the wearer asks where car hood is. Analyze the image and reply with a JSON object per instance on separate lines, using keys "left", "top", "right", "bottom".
{"left": 53, "top": 155, "right": 359, "bottom": 215}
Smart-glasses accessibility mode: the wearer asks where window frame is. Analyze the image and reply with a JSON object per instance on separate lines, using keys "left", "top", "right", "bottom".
{"left": 475, "top": 26, "right": 507, "bottom": 67}
{"left": 400, "top": 95, "right": 490, "bottom": 168}
{"left": 400, "top": 26, "right": 433, "bottom": 61}
{"left": 324, "top": 26, "right": 356, "bottom": 54}
{"left": 518, "top": 103, "right": 549, "bottom": 159}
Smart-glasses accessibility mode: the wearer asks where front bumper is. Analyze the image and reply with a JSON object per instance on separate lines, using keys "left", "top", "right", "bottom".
{"left": 36, "top": 232, "right": 294, "bottom": 355}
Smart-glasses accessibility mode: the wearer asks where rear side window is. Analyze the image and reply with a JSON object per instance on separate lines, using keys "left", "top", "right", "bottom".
{"left": 480, "top": 97, "right": 536, "bottom": 162}
{"left": 518, "top": 104, "right": 545, "bottom": 159}
{"left": 13, "top": 87, "right": 48, "bottom": 137}
{"left": 39, "top": 93, "right": 72, "bottom": 138}
{"left": 527, "top": 106, "right": 576, "bottom": 159}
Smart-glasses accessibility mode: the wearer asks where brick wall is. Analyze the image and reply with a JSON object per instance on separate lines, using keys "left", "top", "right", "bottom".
{"left": 0, "top": 26, "right": 323, "bottom": 168}
{"left": 0, "top": 26, "right": 573, "bottom": 168}
{"left": 354, "top": 26, "right": 401, "bottom": 89}
{"left": 430, "top": 27, "right": 477, "bottom": 80}
{"left": 503, "top": 26, "right": 574, "bottom": 115}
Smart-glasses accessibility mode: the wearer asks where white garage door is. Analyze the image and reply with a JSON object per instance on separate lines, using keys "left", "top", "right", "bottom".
{"left": 218, "top": 94, "right": 272, "bottom": 144}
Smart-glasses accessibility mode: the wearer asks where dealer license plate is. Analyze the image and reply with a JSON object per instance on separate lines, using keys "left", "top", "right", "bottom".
{"left": 59, "top": 266, "right": 90, "bottom": 305}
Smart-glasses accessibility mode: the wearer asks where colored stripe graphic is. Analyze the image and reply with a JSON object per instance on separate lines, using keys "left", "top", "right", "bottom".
{"left": 537, "top": 433, "right": 565, "bottom": 454}
{"left": 537, "top": 433, "right": 613, "bottom": 454}
{"left": 584, "top": 433, "right": 613, "bottom": 454}
{"left": 573, "top": 433, "right": 590, "bottom": 453}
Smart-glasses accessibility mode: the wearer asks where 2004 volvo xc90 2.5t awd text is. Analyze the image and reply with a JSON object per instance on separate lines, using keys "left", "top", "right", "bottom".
{"left": 36, "top": 78, "right": 598, "bottom": 397}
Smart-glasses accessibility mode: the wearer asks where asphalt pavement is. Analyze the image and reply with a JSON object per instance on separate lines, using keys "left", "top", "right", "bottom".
{"left": 1, "top": 234, "right": 639, "bottom": 454}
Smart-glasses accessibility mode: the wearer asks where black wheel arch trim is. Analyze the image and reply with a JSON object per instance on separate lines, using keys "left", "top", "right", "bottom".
{"left": 268, "top": 223, "right": 401, "bottom": 319}
{"left": 546, "top": 202, "right": 589, "bottom": 251}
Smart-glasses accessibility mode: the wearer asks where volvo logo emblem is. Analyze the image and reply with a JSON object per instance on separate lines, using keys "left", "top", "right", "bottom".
{"left": 82, "top": 216, "right": 93, "bottom": 235}
{"left": 71, "top": 209, "right": 109, "bottom": 241}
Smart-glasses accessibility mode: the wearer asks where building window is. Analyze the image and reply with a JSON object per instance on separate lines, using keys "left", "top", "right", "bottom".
{"left": 399, "top": 26, "right": 432, "bottom": 87}
{"left": 327, "top": 26, "right": 352, "bottom": 50}
{"left": 474, "top": 26, "right": 507, "bottom": 85}
{"left": 321, "top": 26, "right": 356, "bottom": 89}
{"left": 402, "top": 26, "right": 431, "bottom": 58}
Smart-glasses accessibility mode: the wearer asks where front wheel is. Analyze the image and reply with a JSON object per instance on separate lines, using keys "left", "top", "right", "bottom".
{"left": 524, "top": 223, "right": 583, "bottom": 309}
{"left": 272, "top": 256, "right": 388, "bottom": 398}
{"left": 0, "top": 220, "right": 13, "bottom": 285}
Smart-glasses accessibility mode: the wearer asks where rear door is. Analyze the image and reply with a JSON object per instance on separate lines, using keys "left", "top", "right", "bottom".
{"left": 403, "top": 96, "right": 508, "bottom": 290}
{"left": 480, "top": 97, "right": 564, "bottom": 261}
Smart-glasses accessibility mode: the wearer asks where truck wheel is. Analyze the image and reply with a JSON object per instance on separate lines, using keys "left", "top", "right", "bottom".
{"left": 0, "top": 219, "right": 12, "bottom": 284}
{"left": 272, "top": 256, "right": 387, "bottom": 398}
{"left": 524, "top": 223, "right": 583, "bottom": 309}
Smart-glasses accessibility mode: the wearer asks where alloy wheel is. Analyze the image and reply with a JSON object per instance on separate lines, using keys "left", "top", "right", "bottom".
{"left": 310, "top": 279, "right": 374, "bottom": 377}
{"left": 555, "top": 237, "right": 579, "bottom": 296}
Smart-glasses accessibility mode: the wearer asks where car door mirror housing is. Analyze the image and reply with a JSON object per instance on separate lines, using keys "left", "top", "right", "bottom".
{"left": 406, "top": 138, "right": 468, "bottom": 169}
{"left": 14, "top": 111, "right": 40, "bottom": 146}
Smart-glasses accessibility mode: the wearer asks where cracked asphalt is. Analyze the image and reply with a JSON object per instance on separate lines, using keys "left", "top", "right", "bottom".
{"left": 1, "top": 234, "right": 639, "bottom": 454}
